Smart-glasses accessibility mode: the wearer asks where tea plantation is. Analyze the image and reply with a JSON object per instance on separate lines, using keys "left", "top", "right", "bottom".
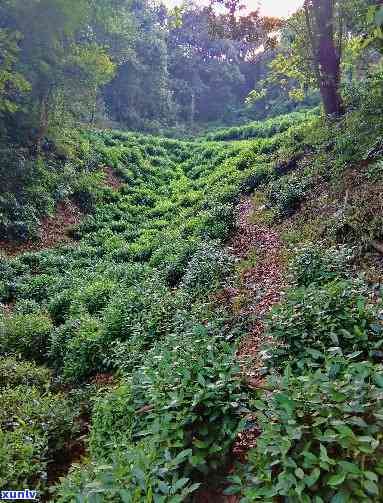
{"left": 1, "top": 86, "right": 383, "bottom": 502}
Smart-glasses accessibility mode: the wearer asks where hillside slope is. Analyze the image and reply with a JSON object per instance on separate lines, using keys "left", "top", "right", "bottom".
{"left": 1, "top": 87, "right": 383, "bottom": 501}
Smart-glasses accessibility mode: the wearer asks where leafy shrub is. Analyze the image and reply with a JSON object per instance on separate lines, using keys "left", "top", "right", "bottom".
{"left": 90, "top": 331, "right": 249, "bottom": 477}
{"left": 0, "top": 313, "right": 53, "bottom": 362}
{"left": 265, "top": 172, "right": 311, "bottom": 218}
{"left": 265, "top": 279, "right": 383, "bottom": 371}
{"left": 289, "top": 243, "right": 354, "bottom": 287}
{"left": 0, "top": 386, "right": 74, "bottom": 490}
{"left": 204, "top": 110, "right": 315, "bottom": 142}
{"left": 131, "top": 334, "right": 249, "bottom": 473}
{"left": 241, "top": 164, "right": 272, "bottom": 193}
{"left": 16, "top": 274, "right": 57, "bottom": 302}
{"left": 103, "top": 279, "right": 176, "bottom": 344}
{"left": 0, "top": 357, "right": 51, "bottom": 390}
{"left": 13, "top": 299, "right": 41, "bottom": 315}
{"left": 48, "top": 290, "right": 75, "bottom": 325}
{"left": 50, "top": 316, "right": 109, "bottom": 383}
{"left": 181, "top": 241, "right": 234, "bottom": 300}
{"left": 77, "top": 279, "right": 116, "bottom": 315}
{"left": 228, "top": 362, "right": 383, "bottom": 502}
{"left": 197, "top": 202, "right": 236, "bottom": 241}
{"left": 54, "top": 439, "right": 200, "bottom": 503}
{"left": 149, "top": 234, "right": 198, "bottom": 287}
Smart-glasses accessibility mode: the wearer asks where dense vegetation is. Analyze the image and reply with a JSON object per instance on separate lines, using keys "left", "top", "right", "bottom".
{"left": 1, "top": 0, "right": 383, "bottom": 501}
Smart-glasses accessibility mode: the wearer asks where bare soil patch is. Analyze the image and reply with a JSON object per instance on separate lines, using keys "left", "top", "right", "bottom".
{"left": 0, "top": 200, "right": 82, "bottom": 257}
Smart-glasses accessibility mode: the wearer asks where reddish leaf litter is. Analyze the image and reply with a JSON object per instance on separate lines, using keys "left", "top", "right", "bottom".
{"left": 227, "top": 197, "right": 285, "bottom": 384}
{"left": 0, "top": 301, "right": 15, "bottom": 316}
{"left": 103, "top": 166, "right": 124, "bottom": 190}
{"left": 90, "top": 372, "right": 116, "bottom": 387}
{"left": 0, "top": 200, "right": 82, "bottom": 258}
{"left": 194, "top": 198, "right": 286, "bottom": 502}
{"left": 229, "top": 197, "right": 286, "bottom": 471}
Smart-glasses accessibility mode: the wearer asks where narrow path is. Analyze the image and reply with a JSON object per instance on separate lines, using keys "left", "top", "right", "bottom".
{"left": 196, "top": 196, "right": 286, "bottom": 502}
{"left": 227, "top": 196, "right": 286, "bottom": 385}
{"left": 227, "top": 196, "right": 286, "bottom": 468}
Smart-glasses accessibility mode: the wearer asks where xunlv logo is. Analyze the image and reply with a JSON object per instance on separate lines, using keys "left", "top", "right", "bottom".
{"left": 1, "top": 491, "right": 37, "bottom": 500}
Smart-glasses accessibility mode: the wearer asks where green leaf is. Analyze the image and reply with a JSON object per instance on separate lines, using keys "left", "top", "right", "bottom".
{"left": 223, "top": 486, "right": 241, "bottom": 495}
{"left": 197, "top": 374, "right": 206, "bottom": 386}
{"left": 304, "top": 468, "right": 320, "bottom": 487}
{"left": 158, "top": 481, "right": 170, "bottom": 494}
{"left": 119, "top": 490, "right": 133, "bottom": 503}
{"left": 364, "top": 471, "right": 378, "bottom": 482}
{"left": 374, "top": 374, "right": 383, "bottom": 388}
{"left": 330, "top": 492, "right": 348, "bottom": 503}
{"left": 173, "top": 449, "right": 192, "bottom": 465}
{"left": 328, "top": 473, "right": 346, "bottom": 486}
{"left": 252, "top": 399, "right": 266, "bottom": 410}
{"left": 275, "top": 393, "right": 295, "bottom": 416}
{"left": 375, "top": 6, "right": 383, "bottom": 27}
{"left": 338, "top": 461, "right": 360, "bottom": 475}
{"left": 173, "top": 477, "right": 189, "bottom": 492}
{"left": 363, "top": 480, "right": 379, "bottom": 495}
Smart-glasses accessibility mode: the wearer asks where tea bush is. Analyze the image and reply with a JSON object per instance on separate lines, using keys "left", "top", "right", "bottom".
{"left": 265, "top": 171, "right": 312, "bottom": 218}
{"left": 228, "top": 362, "right": 383, "bottom": 502}
{"left": 149, "top": 234, "right": 199, "bottom": 287}
{"left": 0, "top": 312, "right": 53, "bottom": 362}
{"left": 50, "top": 316, "right": 109, "bottom": 383}
{"left": 265, "top": 279, "right": 383, "bottom": 371}
{"left": 54, "top": 439, "right": 200, "bottom": 503}
{"left": 0, "top": 357, "right": 51, "bottom": 390}
{"left": 289, "top": 243, "right": 354, "bottom": 287}
{"left": 203, "top": 110, "right": 316, "bottom": 142}
{"left": 0, "top": 385, "right": 75, "bottom": 490}
{"left": 103, "top": 279, "right": 177, "bottom": 344}
{"left": 181, "top": 241, "right": 234, "bottom": 300}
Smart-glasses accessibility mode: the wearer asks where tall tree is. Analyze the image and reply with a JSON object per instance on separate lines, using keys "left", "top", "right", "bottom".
{"left": 303, "top": 0, "right": 343, "bottom": 116}
{"left": 168, "top": 4, "right": 247, "bottom": 125}
{"left": 103, "top": 0, "right": 173, "bottom": 131}
{"left": 0, "top": 0, "right": 118, "bottom": 145}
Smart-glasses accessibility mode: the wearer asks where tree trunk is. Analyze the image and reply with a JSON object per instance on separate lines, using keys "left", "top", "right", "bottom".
{"left": 305, "top": 0, "right": 344, "bottom": 117}
{"left": 35, "top": 93, "right": 49, "bottom": 149}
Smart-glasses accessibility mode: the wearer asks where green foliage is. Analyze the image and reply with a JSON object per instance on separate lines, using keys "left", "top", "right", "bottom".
{"left": 228, "top": 362, "right": 383, "bottom": 502}
{"left": 0, "top": 357, "right": 51, "bottom": 390}
{"left": 265, "top": 171, "right": 311, "bottom": 218}
{"left": 289, "top": 243, "right": 354, "bottom": 287}
{"left": 265, "top": 279, "right": 383, "bottom": 371}
{"left": 103, "top": 279, "right": 176, "bottom": 345}
{"left": 54, "top": 328, "right": 250, "bottom": 499}
{"left": 0, "top": 385, "right": 75, "bottom": 490}
{"left": 3, "top": 87, "right": 383, "bottom": 503}
{"left": 0, "top": 312, "right": 53, "bottom": 362}
{"left": 181, "top": 241, "right": 234, "bottom": 300}
{"left": 0, "top": 29, "right": 30, "bottom": 114}
{"left": 50, "top": 316, "right": 108, "bottom": 383}
{"left": 203, "top": 111, "right": 316, "bottom": 142}
{"left": 54, "top": 439, "right": 200, "bottom": 503}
